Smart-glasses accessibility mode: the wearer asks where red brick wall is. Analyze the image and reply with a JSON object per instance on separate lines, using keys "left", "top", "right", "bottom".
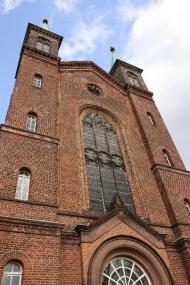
{"left": 0, "top": 128, "right": 58, "bottom": 205}
{"left": 0, "top": 38, "right": 189, "bottom": 284}
{"left": 5, "top": 50, "right": 60, "bottom": 138}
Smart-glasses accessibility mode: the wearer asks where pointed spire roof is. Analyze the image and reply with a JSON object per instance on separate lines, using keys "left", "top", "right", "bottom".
{"left": 110, "top": 46, "right": 118, "bottom": 67}
{"left": 41, "top": 17, "right": 49, "bottom": 30}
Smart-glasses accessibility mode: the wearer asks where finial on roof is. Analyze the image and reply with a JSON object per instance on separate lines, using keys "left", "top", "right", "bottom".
{"left": 110, "top": 46, "right": 117, "bottom": 67}
{"left": 41, "top": 17, "right": 49, "bottom": 30}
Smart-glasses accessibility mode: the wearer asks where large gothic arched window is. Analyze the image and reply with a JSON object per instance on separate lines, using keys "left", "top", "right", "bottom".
{"left": 82, "top": 113, "right": 134, "bottom": 213}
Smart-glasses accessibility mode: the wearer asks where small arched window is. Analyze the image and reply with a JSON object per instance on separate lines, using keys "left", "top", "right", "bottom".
{"left": 162, "top": 149, "right": 172, "bottom": 167}
{"left": 36, "top": 38, "right": 50, "bottom": 53}
{"left": 2, "top": 262, "right": 22, "bottom": 285}
{"left": 147, "top": 112, "right": 155, "bottom": 126}
{"left": 26, "top": 112, "right": 37, "bottom": 132}
{"left": 184, "top": 199, "right": 190, "bottom": 214}
{"left": 15, "top": 168, "right": 30, "bottom": 201}
{"left": 128, "top": 72, "right": 141, "bottom": 88}
{"left": 33, "top": 74, "right": 42, "bottom": 88}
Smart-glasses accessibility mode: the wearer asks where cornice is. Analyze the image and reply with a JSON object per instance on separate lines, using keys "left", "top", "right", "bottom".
{"left": 0, "top": 196, "right": 58, "bottom": 208}
{"left": 16, "top": 21, "right": 63, "bottom": 79}
{"left": 165, "top": 236, "right": 190, "bottom": 247}
{"left": 75, "top": 207, "right": 165, "bottom": 240}
{"left": 110, "top": 59, "right": 143, "bottom": 75}
{"left": 59, "top": 61, "right": 154, "bottom": 100}
{"left": 0, "top": 124, "right": 59, "bottom": 144}
{"left": 0, "top": 215, "right": 61, "bottom": 234}
{"left": 57, "top": 210, "right": 101, "bottom": 219}
{"left": 24, "top": 45, "right": 60, "bottom": 61}
{"left": 151, "top": 163, "right": 190, "bottom": 176}
{"left": 59, "top": 60, "right": 127, "bottom": 95}
{"left": 15, "top": 45, "right": 60, "bottom": 78}
{"left": 125, "top": 83, "right": 153, "bottom": 99}
{"left": 25, "top": 23, "right": 63, "bottom": 46}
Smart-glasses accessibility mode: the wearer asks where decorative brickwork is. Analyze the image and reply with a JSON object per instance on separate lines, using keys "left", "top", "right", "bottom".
{"left": 0, "top": 21, "right": 189, "bottom": 285}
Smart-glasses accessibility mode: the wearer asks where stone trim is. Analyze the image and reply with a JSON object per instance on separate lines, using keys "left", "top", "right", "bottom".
{"left": 24, "top": 23, "right": 63, "bottom": 45}
{"left": 88, "top": 236, "right": 174, "bottom": 285}
{"left": 151, "top": 163, "right": 190, "bottom": 176}
{"left": 75, "top": 208, "right": 165, "bottom": 240}
{"left": 59, "top": 61, "right": 127, "bottom": 95}
{"left": 0, "top": 196, "right": 58, "bottom": 208}
{"left": 110, "top": 59, "right": 143, "bottom": 74}
{"left": 0, "top": 124, "right": 59, "bottom": 144}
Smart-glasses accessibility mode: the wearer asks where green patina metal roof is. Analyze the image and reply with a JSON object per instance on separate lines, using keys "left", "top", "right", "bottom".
{"left": 110, "top": 46, "right": 119, "bottom": 67}
{"left": 41, "top": 17, "right": 49, "bottom": 30}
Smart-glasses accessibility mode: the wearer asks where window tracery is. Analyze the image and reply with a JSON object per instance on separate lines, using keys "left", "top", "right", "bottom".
{"left": 87, "top": 83, "right": 102, "bottom": 96}
{"left": 82, "top": 113, "right": 134, "bottom": 213}
{"left": 102, "top": 257, "right": 151, "bottom": 285}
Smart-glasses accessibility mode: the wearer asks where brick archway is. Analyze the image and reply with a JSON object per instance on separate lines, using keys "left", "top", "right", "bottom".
{"left": 88, "top": 236, "right": 174, "bottom": 285}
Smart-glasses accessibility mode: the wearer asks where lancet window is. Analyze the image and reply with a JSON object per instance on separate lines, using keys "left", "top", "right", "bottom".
{"left": 82, "top": 113, "right": 134, "bottom": 213}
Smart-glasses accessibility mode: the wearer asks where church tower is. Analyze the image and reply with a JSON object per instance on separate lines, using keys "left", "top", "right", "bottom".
{"left": 0, "top": 19, "right": 190, "bottom": 285}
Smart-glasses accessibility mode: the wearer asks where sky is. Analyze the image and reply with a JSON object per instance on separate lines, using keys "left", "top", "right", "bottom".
{"left": 0, "top": 0, "right": 189, "bottom": 170}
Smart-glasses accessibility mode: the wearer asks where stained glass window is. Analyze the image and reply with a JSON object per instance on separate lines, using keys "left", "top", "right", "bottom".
{"left": 82, "top": 113, "right": 134, "bottom": 213}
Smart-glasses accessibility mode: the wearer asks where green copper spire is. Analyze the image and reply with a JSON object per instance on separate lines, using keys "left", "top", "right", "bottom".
{"left": 110, "top": 46, "right": 117, "bottom": 67}
{"left": 41, "top": 17, "right": 49, "bottom": 30}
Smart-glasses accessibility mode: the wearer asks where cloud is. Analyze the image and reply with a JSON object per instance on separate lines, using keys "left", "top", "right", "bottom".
{"left": 54, "top": 0, "right": 79, "bottom": 12}
{"left": 118, "top": 0, "right": 190, "bottom": 169}
{"left": 0, "top": 0, "right": 34, "bottom": 13}
{"left": 59, "top": 17, "right": 112, "bottom": 60}
{"left": 117, "top": 0, "right": 144, "bottom": 23}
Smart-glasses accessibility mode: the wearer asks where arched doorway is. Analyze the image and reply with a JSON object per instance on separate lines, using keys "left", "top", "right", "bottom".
{"left": 102, "top": 257, "right": 151, "bottom": 285}
{"left": 88, "top": 236, "right": 174, "bottom": 285}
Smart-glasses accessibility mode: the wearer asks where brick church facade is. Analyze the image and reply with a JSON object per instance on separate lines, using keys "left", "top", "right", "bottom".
{"left": 0, "top": 19, "right": 190, "bottom": 285}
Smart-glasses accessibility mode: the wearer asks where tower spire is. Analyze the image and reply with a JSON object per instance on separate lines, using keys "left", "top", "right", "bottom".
{"left": 110, "top": 46, "right": 117, "bottom": 67}
{"left": 41, "top": 17, "right": 49, "bottom": 30}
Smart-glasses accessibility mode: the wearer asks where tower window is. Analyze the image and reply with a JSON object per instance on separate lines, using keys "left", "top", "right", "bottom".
{"left": 128, "top": 72, "right": 141, "bottom": 88}
{"left": 82, "top": 113, "right": 134, "bottom": 214}
{"left": 15, "top": 168, "right": 30, "bottom": 201}
{"left": 184, "top": 199, "right": 190, "bottom": 214}
{"left": 33, "top": 74, "right": 42, "bottom": 88}
{"left": 36, "top": 38, "right": 50, "bottom": 53}
{"left": 147, "top": 112, "right": 155, "bottom": 126}
{"left": 2, "top": 262, "right": 22, "bottom": 285}
{"left": 26, "top": 112, "right": 37, "bottom": 132}
{"left": 162, "top": 149, "right": 172, "bottom": 167}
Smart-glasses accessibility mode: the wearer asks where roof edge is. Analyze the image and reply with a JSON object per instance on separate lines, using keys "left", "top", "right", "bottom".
{"left": 110, "top": 59, "right": 143, "bottom": 75}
